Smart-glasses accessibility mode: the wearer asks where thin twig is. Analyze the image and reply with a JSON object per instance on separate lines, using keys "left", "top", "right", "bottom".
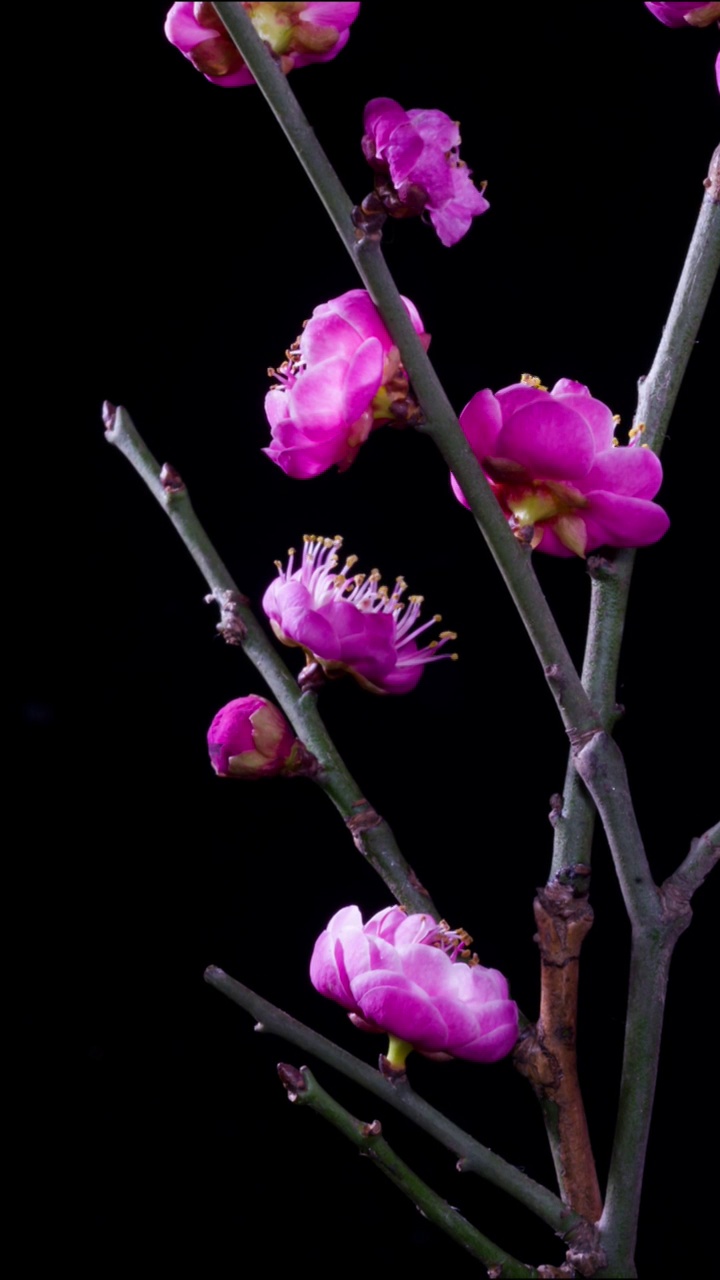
{"left": 551, "top": 148, "right": 720, "bottom": 881}
{"left": 103, "top": 402, "right": 436, "bottom": 916}
{"left": 203, "top": 965, "right": 592, "bottom": 1244}
{"left": 278, "top": 1064, "right": 541, "bottom": 1277}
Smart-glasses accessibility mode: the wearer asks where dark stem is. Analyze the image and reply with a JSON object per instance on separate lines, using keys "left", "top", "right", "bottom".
{"left": 598, "top": 823, "right": 720, "bottom": 1274}
{"left": 279, "top": 1064, "right": 541, "bottom": 1277}
{"left": 203, "top": 965, "right": 592, "bottom": 1244}
{"left": 103, "top": 402, "right": 435, "bottom": 916}
{"left": 515, "top": 882, "right": 603, "bottom": 1226}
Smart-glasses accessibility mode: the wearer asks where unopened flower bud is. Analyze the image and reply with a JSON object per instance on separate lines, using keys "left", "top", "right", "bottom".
{"left": 207, "top": 695, "right": 301, "bottom": 778}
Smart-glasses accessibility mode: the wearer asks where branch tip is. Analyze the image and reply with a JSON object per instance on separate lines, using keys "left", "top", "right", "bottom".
{"left": 101, "top": 399, "right": 118, "bottom": 433}
{"left": 277, "top": 1063, "right": 307, "bottom": 1099}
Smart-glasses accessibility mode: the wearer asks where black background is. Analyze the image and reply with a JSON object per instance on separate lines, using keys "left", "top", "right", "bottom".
{"left": 21, "top": 3, "right": 718, "bottom": 1274}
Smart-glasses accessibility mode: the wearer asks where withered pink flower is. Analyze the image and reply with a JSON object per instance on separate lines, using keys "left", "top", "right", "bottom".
{"left": 165, "top": 2, "right": 360, "bottom": 87}
{"left": 264, "top": 290, "right": 429, "bottom": 478}
{"left": 310, "top": 905, "right": 518, "bottom": 1065}
{"left": 644, "top": 2, "right": 720, "bottom": 27}
{"left": 262, "top": 535, "right": 457, "bottom": 695}
{"left": 207, "top": 695, "right": 301, "bottom": 778}
{"left": 450, "top": 376, "right": 670, "bottom": 558}
{"left": 362, "top": 98, "right": 489, "bottom": 246}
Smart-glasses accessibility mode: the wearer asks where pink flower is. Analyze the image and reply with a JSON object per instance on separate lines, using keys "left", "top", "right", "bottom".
{"left": 262, "top": 535, "right": 457, "bottom": 695}
{"left": 165, "top": 2, "right": 360, "bottom": 87}
{"left": 362, "top": 98, "right": 490, "bottom": 247}
{"left": 450, "top": 376, "right": 670, "bottom": 558}
{"left": 644, "top": 2, "right": 720, "bottom": 27}
{"left": 264, "top": 289, "right": 429, "bottom": 478}
{"left": 310, "top": 905, "right": 518, "bottom": 1064}
{"left": 207, "top": 695, "right": 300, "bottom": 777}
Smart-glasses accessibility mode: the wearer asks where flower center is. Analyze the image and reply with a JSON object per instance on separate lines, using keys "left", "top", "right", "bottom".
{"left": 426, "top": 920, "right": 478, "bottom": 964}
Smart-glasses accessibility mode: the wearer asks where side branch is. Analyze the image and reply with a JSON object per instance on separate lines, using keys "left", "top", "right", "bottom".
{"left": 203, "top": 966, "right": 590, "bottom": 1243}
{"left": 278, "top": 1065, "right": 541, "bottom": 1278}
{"left": 515, "top": 880, "right": 603, "bottom": 1227}
{"left": 553, "top": 147, "right": 719, "bottom": 878}
{"left": 662, "top": 821, "right": 720, "bottom": 919}
{"left": 103, "top": 402, "right": 435, "bottom": 917}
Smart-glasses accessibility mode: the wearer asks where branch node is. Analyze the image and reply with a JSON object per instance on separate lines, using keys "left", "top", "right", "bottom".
{"left": 297, "top": 661, "right": 327, "bottom": 693}
{"left": 704, "top": 143, "right": 720, "bottom": 203}
{"left": 378, "top": 1053, "right": 408, "bottom": 1084}
{"left": 360, "top": 1119, "right": 383, "bottom": 1138}
{"left": 351, "top": 193, "right": 387, "bottom": 242}
{"left": 586, "top": 553, "right": 616, "bottom": 581}
{"left": 159, "top": 461, "right": 186, "bottom": 497}
{"left": 567, "top": 725, "right": 601, "bottom": 752}
{"left": 206, "top": 588, "right": 249, "bottom": 644}
{"left": 345, "top": 800, "right": 383, "bottom": 851}
{"left": 548, "top": 793, "right": 564, "bottom": 827}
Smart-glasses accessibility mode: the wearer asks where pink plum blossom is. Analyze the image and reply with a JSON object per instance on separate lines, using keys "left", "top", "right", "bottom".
{"left": 264, "top": 290, "right": 429, "bottom": 478}
{"left": 644, "top": 2, "right": 720, "bottom": 26}
{"left": 165, "top": 2, "right": 360, "bottom": 87}
{"left": 450, "top": 376, "right": 670, "bottom": 558}
{"left": 310, "top": 905, "right": 518, "bottom": 1064}
{"left": 207, "top": 695, "right": 300, "bottom": 778}
{"left": 262, "top": 535, "right": 457, "bottom": 695}
{"left": 362, "top": 98, "right": 490, "bottom": 247}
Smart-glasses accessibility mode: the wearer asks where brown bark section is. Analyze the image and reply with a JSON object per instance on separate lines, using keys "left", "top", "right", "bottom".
{"left": 515, "top": 874, "right": 603, "bottom": 1225}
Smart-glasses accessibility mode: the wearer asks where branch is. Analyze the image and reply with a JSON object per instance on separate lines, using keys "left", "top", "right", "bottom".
{"left": 103, "top": 402, "right": 435, "bottom": 916}
{"left": 515, "top": 882, "right": 602, "bottom": 1226}
{"left": 203, "top": 965, "right": 592, "bottom": 1244}
{"left": 551, "top": 147, "right": 720, "bottom": 880}
{"left": 599, "top": 819, "right": 720, "bottom": 1275}
{"left": 277, "top": 1064, "right": 541, "bottom": 1277}
{"left": 662, "top": 820, "right": 720, "bottom": 916}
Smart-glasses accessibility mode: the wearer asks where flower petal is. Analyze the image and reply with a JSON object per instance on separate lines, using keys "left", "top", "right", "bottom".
{"left": 582, "top": 446, "right": 664, "bottom": 499}
{"left": 497, "top": 397, "right": 596, "bottom": 480}
{"left": 289, "top": 356, "right": 350, "bottom": 431}
{"left": 582, "top": 492, "right": 671, "bottom": 549}
{"left": 342, "top": 336, "right": 385, "bottom": 425}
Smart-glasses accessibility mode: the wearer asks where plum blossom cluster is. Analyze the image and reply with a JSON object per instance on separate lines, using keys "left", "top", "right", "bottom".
{"left": 310, "top": 905, "right": 519, "bottom": 1065}
{"left": 262, "top": 535, "right": 457, "bottom": 695}
{"left": 450, "top": 376, "right": 670, "bottom": 557}
{"left": 165, "top": 2, "right": 360, "bottom": 86}
{"left": 361, "top": 98, "right": 490, "bottom": 247}
{"left": 207, "top": 695, "right": 303, "bottom": 778}
{"left": 264, "top": 290, "right": 428, "bottom": 478}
